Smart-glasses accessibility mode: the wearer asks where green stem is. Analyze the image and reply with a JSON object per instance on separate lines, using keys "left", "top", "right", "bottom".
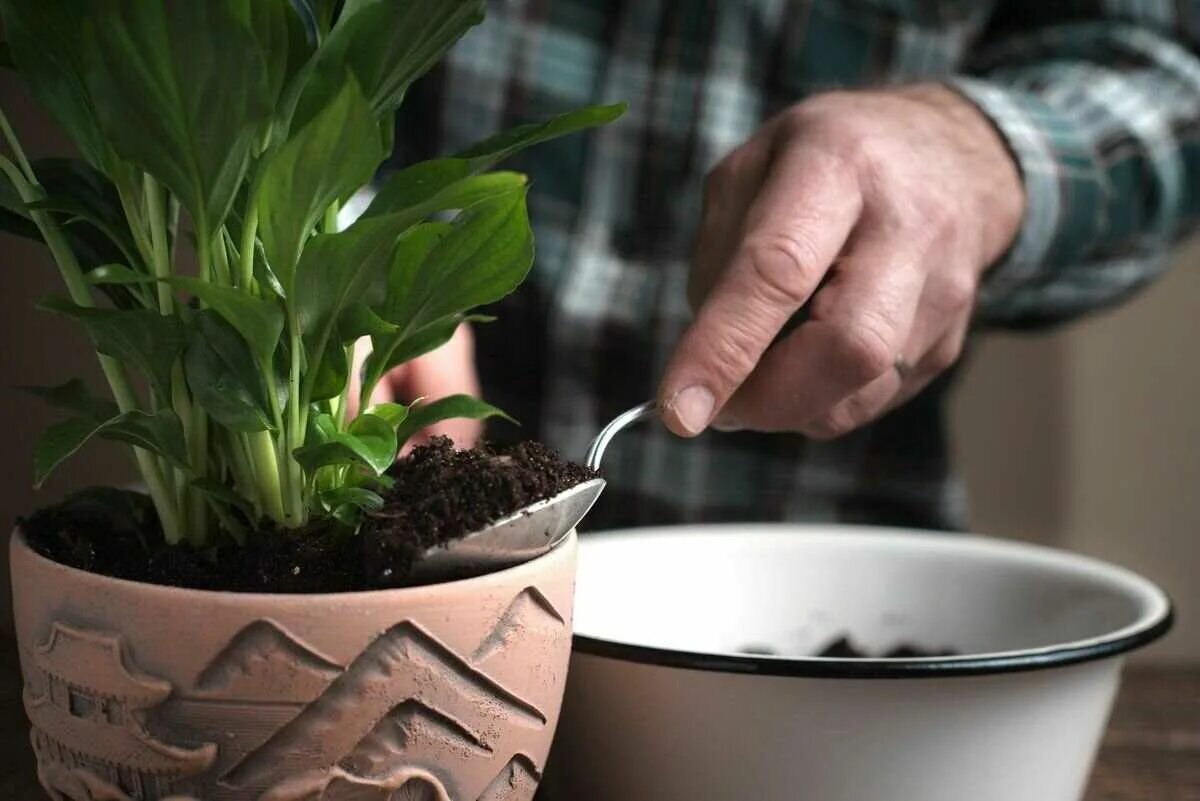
{"left": 186, "top": 234, "right": 216, "bottom": 544}
{"left": 322, "top": 201, "right": 339, "bottom": 234}
{"left": 334, "top": 344, "right": 353, "bottom": 428}
{"left": 230, "top": 432, "right": 260, "bottom": 514}
{"left": 0, "top": 105, "right": 35, "bottom": 181}
{"left": 285, "top": 316, "right": 306, "bottom": 525}
{"left": 1, "top": 159, "right": 185, "bottom": 543}
{"left": 143, "top": 176, "right": 175, "bottom": 315}
{"left": 248, "top": 430, "right": 285, "bottom": 523}
{"left": 239, "top": 203, "right": 259, "bottom": 290}
{"left": 212, "top": 227, "right": 232, "bottom": 287}
{"left": 116, "top": 180, "right": 156, "bottom": 270}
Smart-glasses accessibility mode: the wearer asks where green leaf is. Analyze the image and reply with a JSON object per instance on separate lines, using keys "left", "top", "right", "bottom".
{"left": 0, "top": 160, "right": 39, "bottom": 237}
{"left": 241, "top": 0, "right": 295, "bottom": 112}
{"left": 364, "top": 164, "right": 527, "bottom": 220}
{"left": 189, "top": 477, "right": 252, "bottom": 545}
{"left": 184, "top": 311, "right": 275, "bottom": 432}
{"left": 85, "top": 264, "right": 152, "bottom": 286}
{"left": 23, "top": 378, "right": 118, "bottom": 420}
{"left": 291, "top": 0, "right": 483, "bottom": 129}
{"left": 319, "top": 486, "right": 383, "bottom": 513}
{"left": 293, "top": 0, "right": 341, "bottom": 41}
{"left": 168, "top": 277, "right": 284, "bottom": 367}
{"left": 394, "top": 395, "right": 511, "bottom": 450}
{"left": 0, "top": 0, "right": 115, "bottom": 170}
{"left": 363, "top": 313, "right": 491, "bottom": 396}
{"left": 40, "top": 297, "right": 185, "bottom": 401}
{"left": 257, "top": 74, "right": 381, "bottom": 292}
{"left": 0, "top": 158, "right": 144, "bottom": 309}
{"left": 26, "top": 158, "right": 143, "bottom": 272}
{"left": 339, "top": 302, "right": 398, "bottom": 339}
{"left": 295, "top": 174, "right": 527, "bottom": 402}
{"left": 82, "top": 1, "right": 272, "bottom": 238}
{"left": 363, "top": 104, "right": 625, "bottom": 219}
{"left": 34, "top": 408, "right": 187, "bottom": 487}
{"left": 365, "top": 402, "right": 409, "bottom": 429}
{"left": 456, "top": 103, "right": 627, "bottom": 169}
{"left": 293, "top": 411, "right": 396, "bottom": 475}
{"left": 191, "top": 477, "right": 255, "bottom": 517}
{"left": 308, "top": 338, "right": 349, "bottom": 403}
{"left": 387, "top": 189, "right": 533, "bottom": 333}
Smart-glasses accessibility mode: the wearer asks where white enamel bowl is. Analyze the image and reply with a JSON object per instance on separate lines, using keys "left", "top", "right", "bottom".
{"left": 543, "top": 525, "right": 1172, "bottom": 801}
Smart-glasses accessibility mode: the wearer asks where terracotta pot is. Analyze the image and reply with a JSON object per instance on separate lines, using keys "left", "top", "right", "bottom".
{"left": 10, "top": 527, "right": 577, "bottom": 801}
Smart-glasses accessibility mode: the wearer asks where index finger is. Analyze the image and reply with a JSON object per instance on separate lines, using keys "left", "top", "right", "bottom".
{"left": 658, "top": 145, "right": 862, "bottom": 436}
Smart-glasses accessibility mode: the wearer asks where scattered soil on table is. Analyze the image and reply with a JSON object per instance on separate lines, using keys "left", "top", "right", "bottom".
{"left": 21, "top": 437, "right": 596, "bottom": 593}
{"left": 741, "top": 636, "right": 959, "bottom": 659}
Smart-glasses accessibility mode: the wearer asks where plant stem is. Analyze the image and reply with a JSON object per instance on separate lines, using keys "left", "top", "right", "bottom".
{"left": 1, "top": 159, "right": 185, "bottom": 543}
{"left": 230, "top": 432, "right": 260, "bottom": 515}
{"left": 0, "top": 106, "right": 35, "bottom": 182}
{"left": 143, "top": 175, "right": 174, "bottom": 314}
{"left": 212, "top": 227, "right": 233, "bottom": 287}
{"left": 187, "top": 233, "right": 217, "bottom": 545}
{"left": 239, "top": 203, "right": 259, "bottom": 290}
{"left": 116, "top": 178, "right": 156, "bottom": 270}
{"left": 248, "top": 429, "right": 285, "bottom": 522}
{"left": 334, "top": 344, "right": 354, "bottom": 428}
{"left": 285, "top": 313, "right": 306, "bottom": 525}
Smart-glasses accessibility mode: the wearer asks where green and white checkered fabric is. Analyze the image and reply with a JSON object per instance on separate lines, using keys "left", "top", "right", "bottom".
{"left": 389, "top": 0, "right": 1200, "bottom": 531}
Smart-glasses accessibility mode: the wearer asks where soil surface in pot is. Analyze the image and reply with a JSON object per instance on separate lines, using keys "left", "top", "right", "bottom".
{"left": 21, "top": 437, "right": 595, "bottom": 593}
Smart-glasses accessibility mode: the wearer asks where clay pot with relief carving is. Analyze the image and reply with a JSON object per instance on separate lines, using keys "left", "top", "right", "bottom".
{"left": 11, "top": 527, "right": 577, "bottom": 801}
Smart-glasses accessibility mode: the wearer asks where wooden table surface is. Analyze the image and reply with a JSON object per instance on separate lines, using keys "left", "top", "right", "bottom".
{"left": 1, "top": 644, "right": 1196, "bottom": 800}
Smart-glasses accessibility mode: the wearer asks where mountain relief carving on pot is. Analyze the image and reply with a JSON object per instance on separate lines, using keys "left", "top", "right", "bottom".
{"left": 23, "top": 585, "right": 565, "bottom": 801}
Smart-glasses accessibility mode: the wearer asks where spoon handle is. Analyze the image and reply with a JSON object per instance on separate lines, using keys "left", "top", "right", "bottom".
{"left": 585, "top": 400, "right": 659, "bottom": 471}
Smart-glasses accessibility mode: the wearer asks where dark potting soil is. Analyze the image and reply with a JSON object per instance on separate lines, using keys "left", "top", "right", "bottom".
{"left": 20, "top": 437, "right": 597, "bottom": 593}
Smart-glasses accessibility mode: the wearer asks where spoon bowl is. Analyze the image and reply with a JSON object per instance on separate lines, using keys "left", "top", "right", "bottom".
{"left": 410, "top": 401, "right": 657, "bottom": 581}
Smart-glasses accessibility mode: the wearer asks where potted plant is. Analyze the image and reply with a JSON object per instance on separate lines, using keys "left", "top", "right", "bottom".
{"left": 1, "top": 2, "right": 621, "bottom": 799}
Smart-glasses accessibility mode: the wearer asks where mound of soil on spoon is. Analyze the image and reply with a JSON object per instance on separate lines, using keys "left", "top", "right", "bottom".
{"left": 21, "top": 437, "right": 596, "bottom": 593}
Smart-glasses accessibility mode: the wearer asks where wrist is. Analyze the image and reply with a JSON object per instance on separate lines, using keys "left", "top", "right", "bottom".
{"left": 898, "top": 83, "right": 1026, "bottom": 272}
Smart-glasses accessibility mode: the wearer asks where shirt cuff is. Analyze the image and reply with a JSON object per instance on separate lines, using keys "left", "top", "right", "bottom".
{"left": 945, "top": 76, "right": 1107, "bottom": 317}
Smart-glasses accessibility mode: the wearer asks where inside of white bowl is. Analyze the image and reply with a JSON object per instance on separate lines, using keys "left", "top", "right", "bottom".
{"left": 574, "top": 525, "right": 1170, "bottom": 665}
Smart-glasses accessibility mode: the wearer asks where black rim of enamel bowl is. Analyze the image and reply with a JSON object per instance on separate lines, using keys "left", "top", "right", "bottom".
{"left": 573, "top": 602, "right": 1173, "bottom": 678}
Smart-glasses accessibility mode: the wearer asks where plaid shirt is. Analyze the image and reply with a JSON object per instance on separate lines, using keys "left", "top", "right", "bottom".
{"left": 390, "top": 0, "right": 1200, "bottom": 532}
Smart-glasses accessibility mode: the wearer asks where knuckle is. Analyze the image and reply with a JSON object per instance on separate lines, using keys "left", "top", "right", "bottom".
{"left": 928, "top": 339, "right": 964, "bottom": 372}
{"left": 830, "top": 319, "right": 896, "bottom": 383}
{"left": 697, "top": 316, "right": 767, "bottom": 387}
{"left": 943, "top": 272, "right": 978, "bottom": 310}
{"left": 741, "top": 233, "right": 821, "bottom": 306}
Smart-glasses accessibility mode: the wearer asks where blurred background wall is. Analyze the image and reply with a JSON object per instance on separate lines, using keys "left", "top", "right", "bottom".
{"left": 2, "top": 73, "right": 1196, "bottom": 662}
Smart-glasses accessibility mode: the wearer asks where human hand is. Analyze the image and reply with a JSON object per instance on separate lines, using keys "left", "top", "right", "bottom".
{"left": 348, "top": 324, "right": 484, "bottom": 451}
{"left": 658, "top": 84, "right": 1024, "bottom": 439}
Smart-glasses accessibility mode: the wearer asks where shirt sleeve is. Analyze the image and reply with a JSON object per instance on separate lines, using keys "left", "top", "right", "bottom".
{"left": 949, "top": 10, "right": 1200, "bottom": 329}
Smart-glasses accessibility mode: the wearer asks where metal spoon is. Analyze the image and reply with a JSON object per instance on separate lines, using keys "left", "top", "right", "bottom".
{"left": 411, "top": 400, "right": 658, "bottom": 580}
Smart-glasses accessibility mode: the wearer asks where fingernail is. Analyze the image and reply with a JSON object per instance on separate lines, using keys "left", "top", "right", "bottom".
{"left": 668, "top": 385, "right": 715, "bottom": 435}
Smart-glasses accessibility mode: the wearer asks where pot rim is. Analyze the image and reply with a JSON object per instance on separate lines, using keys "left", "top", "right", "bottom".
{"left": 571, "top": 525, "right": 1174, "bottom": 680}
{"left": 10, "top": 524, "right": 577, "bottom": 602}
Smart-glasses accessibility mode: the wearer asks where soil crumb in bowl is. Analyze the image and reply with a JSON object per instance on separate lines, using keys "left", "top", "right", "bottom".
{"left": 816, "top": 635, "right": 958, "bottom": 659}
{"left": 23, "top": 437, "right": 596, "bottom": 593}
{"left": 738, "top": 636, "right": 959, "bottom": 659}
